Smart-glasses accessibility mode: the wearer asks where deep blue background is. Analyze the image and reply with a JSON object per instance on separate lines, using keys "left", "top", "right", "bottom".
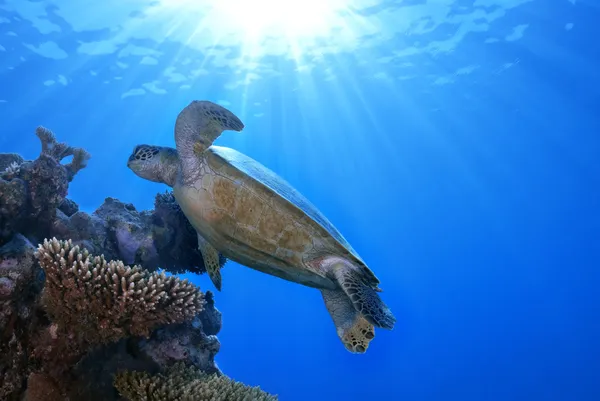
{"left": 1, "top": 0, "right": 599, "bottom": 400}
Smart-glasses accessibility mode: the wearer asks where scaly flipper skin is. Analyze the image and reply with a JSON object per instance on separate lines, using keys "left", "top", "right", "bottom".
{"left": 321, "top": 289, "right": 375, "bottom": 353}
{"left": 175, "top": 100, "right": 244, "bottom": 156}
{"left": 197, "top": 233, "right": 223, "bottom": 291}
{"left": 331, "top": 264, "right": 396, "bottom": 329}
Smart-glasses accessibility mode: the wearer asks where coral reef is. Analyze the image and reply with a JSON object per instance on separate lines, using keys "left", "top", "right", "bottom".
{"left": 0, "top": 234, "right": 44, "bottom": 399}
{"left": 135, "top": 317, "right": 222, "bottom": 377}
{"left": 1, "top": 127, "right": 225, "bottom": 275}
{"left": 0, "top": 126, "right": 90, "bottom": 238}
{"left": 37, "top": 238, "right": 205, "bottom": 345}
{"left": 22, "top": 372, "right": 63, "bottom": 401}
{"left": 114, "top": 362, "right": 278, "bottom": 401}
{"left": 50, "top": 193, "right": 226, "bottom": 274}
{"left": 0, "top": 127, "right": 267, "bottom": 400}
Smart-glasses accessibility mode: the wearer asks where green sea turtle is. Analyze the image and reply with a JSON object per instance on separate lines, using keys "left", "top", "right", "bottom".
{"left": 127, "top": 100, "right": 396, "bottom": 353}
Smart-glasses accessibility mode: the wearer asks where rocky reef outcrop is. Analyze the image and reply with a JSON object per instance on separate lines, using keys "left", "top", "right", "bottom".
{"left": 1, "top": 126, "right": 225, "bottom": 274}
{"left": 0, "top": 127, "right": 275, "bottom": 400}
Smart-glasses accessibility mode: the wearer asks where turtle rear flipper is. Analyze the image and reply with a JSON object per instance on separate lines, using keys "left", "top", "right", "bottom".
{"left": 175, "top": 100, "right": 244, "bottom": 154}
{"left": 321, "top": 289, "right": 375, "bottom": 353}
{"left": 331, "top": 263, "right": 396, "bottom": 329}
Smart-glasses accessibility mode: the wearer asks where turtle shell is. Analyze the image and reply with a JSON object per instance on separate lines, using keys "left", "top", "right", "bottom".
{"left": 209, "top": 145, "right": 365, "bottom": 265}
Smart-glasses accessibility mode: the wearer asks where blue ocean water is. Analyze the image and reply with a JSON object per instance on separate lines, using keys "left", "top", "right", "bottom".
{"left": 1, "top": 0, "right": 599, "bottom": 400}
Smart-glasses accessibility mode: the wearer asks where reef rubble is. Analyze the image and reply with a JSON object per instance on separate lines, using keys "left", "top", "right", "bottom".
{"left": 0, "top": 127, "right": 275, "bottom": 400}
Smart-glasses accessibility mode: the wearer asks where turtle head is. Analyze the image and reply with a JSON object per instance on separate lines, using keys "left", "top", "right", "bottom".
{"left": 127, "top": 144, "right": 179, "bottom": 187}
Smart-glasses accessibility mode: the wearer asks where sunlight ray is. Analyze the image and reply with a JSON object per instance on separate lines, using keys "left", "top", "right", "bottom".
{"left": 152, "top": 0, "right": 358, "bottom": 60}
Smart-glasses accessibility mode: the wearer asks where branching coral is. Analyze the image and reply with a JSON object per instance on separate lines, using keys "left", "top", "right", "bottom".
{"left": 1, "top": 161, "right": 21, "bottom": 179}
{"left": 35, "top": 126, "right": 90, "bottom": 181}
{"left": 35, "top": 238, "right": 205, "bottom": 345}
{"left": 114, "top": 362, "right": 278, "bottom": 401}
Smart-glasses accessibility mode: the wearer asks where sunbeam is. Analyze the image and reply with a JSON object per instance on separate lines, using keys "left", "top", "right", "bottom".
{"left": 153, "top": 0, "right": 355, "bottom": 59}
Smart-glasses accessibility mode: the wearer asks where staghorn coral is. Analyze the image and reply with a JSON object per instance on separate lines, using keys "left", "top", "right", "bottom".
{"left": 114, "top": 362, "right": 278, "bottom": 401}
{"left": 35, "top": 238, "right": 205, "bottom": 345}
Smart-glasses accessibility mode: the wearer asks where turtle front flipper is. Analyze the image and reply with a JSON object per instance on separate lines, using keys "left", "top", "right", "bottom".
{"left": 197, "top": 233, "right": 223, "bottom": 291}
{"left": 321, "top": 289, "right": 375, "bottom": 354}
{"left": 331, "top": 264, "right": 396, "bottom": 330}
{"left": 175, "top": 100, "right": 244, "bottom": 156}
